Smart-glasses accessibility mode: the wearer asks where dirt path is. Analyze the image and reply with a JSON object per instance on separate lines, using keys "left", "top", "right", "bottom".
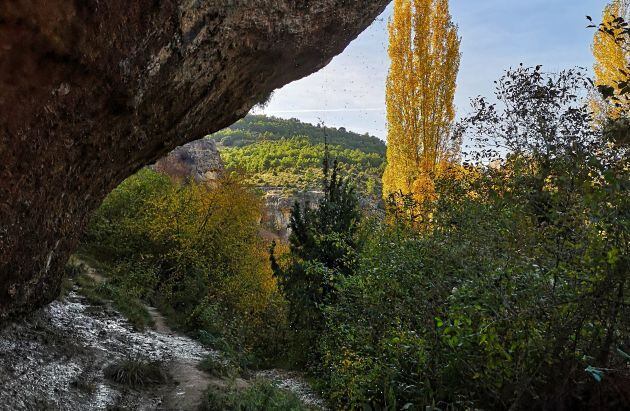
{"left": 146, "top": 306, "right": 170, "bottom": 334}
{"left": 145, "top": 306, "right": 213, "bottom": 411}
{"left": 0, "top": 289, "right": 217, "bottom": 410}
{"left": 80, "top": 257, "right": 215, "bottom": 411}
{"left": 0, "top": 258, "right": 325, "bottom": 410}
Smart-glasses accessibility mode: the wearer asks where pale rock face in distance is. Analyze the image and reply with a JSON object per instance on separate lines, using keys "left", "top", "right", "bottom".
{"left": 153, "top": 139, "right": 224, "bottom": 183}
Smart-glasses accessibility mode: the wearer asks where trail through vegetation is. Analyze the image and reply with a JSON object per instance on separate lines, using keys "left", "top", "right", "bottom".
{"left": 0, "top": 271, "right": 214, "bottom": 410}
{"left": 0, "top": 259, "right": 325, "bottom": 410}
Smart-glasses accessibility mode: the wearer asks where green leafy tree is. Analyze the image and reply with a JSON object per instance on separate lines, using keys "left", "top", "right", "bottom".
{"left": 84, "top": 169, "right": 287, "bottom": 363}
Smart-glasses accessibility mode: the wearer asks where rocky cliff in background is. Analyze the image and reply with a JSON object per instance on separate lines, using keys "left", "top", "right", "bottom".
{"left": 261, "top": 189, "right": 323, "bottom": 240}
{"left": 153, "top": 139, "right": 224, "bottom": 183}
{"left": 0, "top": 0, "right": 390, "bottom": 321}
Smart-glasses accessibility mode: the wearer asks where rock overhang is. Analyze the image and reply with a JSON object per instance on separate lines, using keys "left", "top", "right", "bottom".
{"left": 0, "top": 0, "right": 390, "bottom": 320}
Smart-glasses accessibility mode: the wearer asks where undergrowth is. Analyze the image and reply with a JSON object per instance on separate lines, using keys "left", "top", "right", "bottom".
{"left": 64, "top": 258, "right": 154, "bottom": 331}
{"left": 201, "top": 379, "right": 308, "bottom": 411}
{"left": 198, "top": 355, "right": 241, "bottom": 379}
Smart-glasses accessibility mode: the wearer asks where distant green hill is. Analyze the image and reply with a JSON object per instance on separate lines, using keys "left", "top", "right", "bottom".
{"left": 212, "top": 115, "right": 386, "bottom": 154}
{"left": 208, "top": 115, "right": 386, "bottom": 197}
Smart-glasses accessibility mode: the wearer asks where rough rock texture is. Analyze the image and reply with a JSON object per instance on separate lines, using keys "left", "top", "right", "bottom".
{"left": 0, "top": 0, "right": 390, "bottom": 321}
{"left": 0, "top": 290, "right": 214, "bottom": 410}
{"left": 262, "top": 189, "right": 323, "bottom": 240}
{"left": 153, "top": 138, "right": 224, "bottom": 183}
{"left": 261, "top": 188, "right": 381, "bottom": 240}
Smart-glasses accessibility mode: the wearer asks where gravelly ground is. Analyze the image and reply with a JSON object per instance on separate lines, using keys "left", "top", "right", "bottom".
{"left": 0, "top": 287, "right": 326, "bottom": 410}
{"left": 0, "top": 289, "right": 213, "bottom": 410}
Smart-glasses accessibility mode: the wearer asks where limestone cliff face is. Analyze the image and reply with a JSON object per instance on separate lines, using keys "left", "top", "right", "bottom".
{"left": 154, "top": 139, "right": 224, "bottom": 183}
{"left": 0, "top": 0, "right": 390, "bottom": 321}
{"left": 262, "top": 189, "right": 323, "bottom": 240}
{"left": 261, "top": 188, "right": 381, "bottom": 240}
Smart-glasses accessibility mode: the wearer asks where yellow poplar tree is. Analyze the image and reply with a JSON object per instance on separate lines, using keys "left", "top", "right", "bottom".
{"left": 592, "top": 0, "right": 630, "bottom": 120}
{"left": 383, "top": 0, "right": 461, "bottom": 200}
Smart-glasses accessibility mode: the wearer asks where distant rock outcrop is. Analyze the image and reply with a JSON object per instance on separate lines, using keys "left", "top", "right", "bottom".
{"left": 154, "top": 139, "right": 224, "bottom": 183}
{"left": 261, "top": 188, "right": 381, "bottom": 240}
{"left": 152, "top": 142, "right": 313, "bottom": 240}
{"left": 0, "top": 0, "right": 390, "bottom": 321}
{"left": 261, "top": 189, "right": 323, "bottom": 240}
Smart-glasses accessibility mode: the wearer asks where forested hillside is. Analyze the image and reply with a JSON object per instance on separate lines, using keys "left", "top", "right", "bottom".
{"left": 208, "top": 115, "right": 386, "bottom": 197}
{"left": 211, "top": 115, "right": 385, "bottom": 154}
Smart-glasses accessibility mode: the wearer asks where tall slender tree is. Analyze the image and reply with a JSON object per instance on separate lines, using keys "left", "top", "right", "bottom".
{"left": 592, "top": 0, "right": 630, "bottom": 121}
{"left": 383, "top": 0, "right": 461, "bottom": 200}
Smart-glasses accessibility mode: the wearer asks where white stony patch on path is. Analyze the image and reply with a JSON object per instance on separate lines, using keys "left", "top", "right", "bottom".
{"left": 0, "top": 290, "right": 217, "bottom": 410}
{"left": 0, "top": 274, "right": 326, "bottom": 410}
{"left": 256, "top": 369, "right": 329, "bottom": 410}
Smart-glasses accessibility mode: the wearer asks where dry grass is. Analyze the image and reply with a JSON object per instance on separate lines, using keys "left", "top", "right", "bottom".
{"left": 104, "top": 359, "right": 170, "bottom": 387}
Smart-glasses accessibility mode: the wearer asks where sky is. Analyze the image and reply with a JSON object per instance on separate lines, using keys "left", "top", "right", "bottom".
{"left": 253, "top": 0, "right": 609, "bottom": 140}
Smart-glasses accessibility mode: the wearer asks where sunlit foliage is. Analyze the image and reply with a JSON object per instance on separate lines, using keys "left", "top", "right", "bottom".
{"left": 84, "top": 169, "right": 287, "bottom": 363}
{"left": 382, "top": 0, "right": 461, "bottom": 201}
{"left": 219, "top": 137, "right": 384, "bottom": 197}
{"left": 316, "top": 67, "right": 629, "bottom": 410}
{"left": 592, "top": 0, "right": 630, "bottom": 121}
{"left": 211, "top": 115, "right": 386, "bottom": 155}
{"left": 209, "top": 115, "right": 386, "bottom": 198}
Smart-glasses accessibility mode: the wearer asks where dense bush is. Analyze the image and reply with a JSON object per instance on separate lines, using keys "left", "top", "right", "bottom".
{"left": 83, "top": 169, "right": 287, "bottom": 364}
{"left": 202, "top": 380, "right": 308, "bottom": 411}
{"left": 286, "top": 67, "right": 629, "bottom": 410}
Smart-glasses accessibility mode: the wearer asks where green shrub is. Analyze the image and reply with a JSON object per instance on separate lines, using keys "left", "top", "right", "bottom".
{"left": 198, "top": 355, "right": 240, "bottom": 379}
{"left": 202, "top": 380, "right": 307, "bottom": 411}
{"left": 271, "top": 152, "right": 361, "bottom": 368}
{"left": 76, "top": 275, "right": 154, "bottom": 330}
{"left": 107, "top": 260, "right": 159, "bottom": 301}
{"left": 315, "top": 67, "right": 629, "bottom": 410}
{"left": 83, "top": 169, "right": 288, "bottom": 365}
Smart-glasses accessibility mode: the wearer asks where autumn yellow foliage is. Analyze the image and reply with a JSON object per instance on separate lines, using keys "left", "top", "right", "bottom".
{"left": 85, "top": 169, "right": 287, "bottom": 361}
{"left": 592, "top": 0, "right": 630, "bottom": 120}
{"left": 383, "top": 0, "right": 461, "bottom": 201}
